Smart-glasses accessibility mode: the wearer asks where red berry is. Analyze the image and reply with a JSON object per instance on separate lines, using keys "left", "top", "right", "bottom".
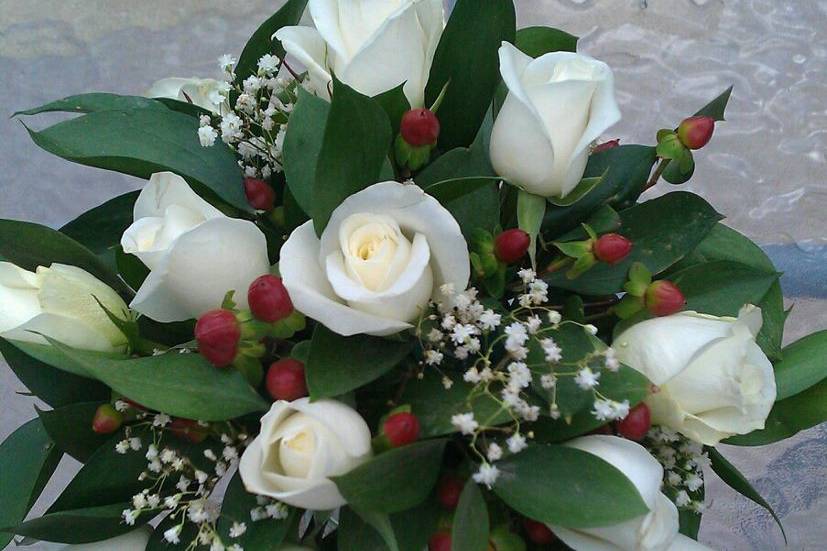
{"left": 400, "top": 108, "right": 440, "bottom": 147}
{"left": 244, "top": 178, "right": 276, "bottom": 211}
{"left": 248, "top": 275, "right": 294, "bottom": 323}
{"left": 523, "top": 519, "right": 556, "bottom": 545}
{"left": 168, "top": 418, "right": 209, "bottom": 443}
{"left": 616, "top": 403, "right": 652, "bottom": 441}
{"left": 428, "top": 532, "right": 452, "bottom": 551}
{"left": 677, "top": 116, "right": 715, "bottom": 150}
{"left": 383, "top": 412, "right": 421, "bottom": 448}
{"left": 436, "top": 475, "right": 464, "bottom": 509}
{"left": 593, "top": 233, "right": 633, "bottom": 265}
{"left": 195, "top": 309, "right": 241, "bottom": 367}
{"left": 645, "top": 280, "right": 686, "bottom": 317}
{"left": 593, "top": 139, "right": 620, "bottom": 153}
{"left": 494, "top": 229, "right": 531, "bottom": 264}
{"left": 266, "top": 358, "right": 308, "bottom": 401}
{"left": 92, "top": 404, "right": 123, "bottom": 434}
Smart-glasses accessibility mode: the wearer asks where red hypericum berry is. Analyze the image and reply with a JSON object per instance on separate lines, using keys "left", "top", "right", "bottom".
{"left": 616, "top": 403, "right": 652, "bottom": 441}
{"left": 248, "top": 275, "right": 294, "bottom": 323}
{"left": 243, "top": 177, "right": 276, "bottom": 211}
{"left": 593, "top": 138, "right": 620, "bottom": 153}
{"left": 383, "top": 412, "right": 421, "bottom": 448}
{"left": 92, "top": 404, "right": 123, "bottom": 434}
{"left": 677, "top": 116, "right": 715, "bottom": 150}
{"left": 195, "top": 309, "right": 241, "bottom": 368}
{"left": 645, "top": 280, "right": 686, "bottom": 317}
{"left": 593, "top": 233, "right": 633, "bottom": 265}
{"left": 494, "top": 229, "right": 531, "bottom": 264}
{"left": 436, "top": 475, "right": 464, "bottom": 509}
{"left": 428, "top": 532, "right": 452, "bottom": 551}
{"left": 266, "top": 358, "right": 308, "bottom": 401}
{"left": 400, "top": 108, "right": 440, "bottom": 147}
{"left": 169, "top": 418, "right": 209, "bottom": 443}
{"left": 523, "top": 519, "right": 556, "bottom": 545}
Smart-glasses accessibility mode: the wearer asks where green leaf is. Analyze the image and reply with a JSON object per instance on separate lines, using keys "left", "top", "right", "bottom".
{"left": 415, "top": 110, "right": 495, "bottom": 187}
{"left": 306, "top": 325, "right": 413, "bottom": 400}
{"left": 0, "top": 418, "right": 61, "bottom": 548}
{"left": 547, "top": 172, "right": 605, "bottom": 207}
{"left": 708, "top": 448, "right": 785, "bottom": 540}
{"left": 694, "top": 86, "right": 733, "bottom": 121}
{"left": 545, "top": 192, "right": 722, "bottom": 295}
{"left": 555, "top": 205, "right": 620, "bottom": 242}
{"left": 669, "top": 260, "right": 779, "bottom": 317}
{"left": 517, "top": 190, "right": 547, "bottom": 267}
{"left": 425, "top": 0, "right": 516, "bottom": 149}
{"left": 333, "top": 439, "right": 446, "bottom": 513}
{"left": 493, "top": 445, "right": 649, "bottom": 528}
{"left": 218, "top": 471, "right": 294, "bottom": 548}
{"left": 154, "top": 97, "right": 211, "bottom": 118}
{"left": 515, "top": 26, "right": 578, "bottom": 57}
{"left": 36, "top": 401, "right": 109, "bottom": 462}
{"left": 234, "top": 0, "right": 308, "bottom": 85}
{"left": 14, "top": 93, "right": 168, "bottom": 117}
{"left": 390, "top": 499, "right": 441, "bottom": 551}
{"left": 312, "top": 79, "right": 392, "bottom": 234}
{"left": 452, "top": 479, "right": 489, "bottom": 551}
{"left": 773, "top": 330, "right": 827, "bottom": 400}
{"left": 11, "top": 503, "right": 142, "bottom": 544}
{"left": 0, "top": 338, "right": 109, "bottom": 408}
{"left": 147, "top": 514, "right": 198, "bottom": 550}
{"left": 424, "top": 177, "right": 502, "bottom": 204}
{"left": 679, "top": 505, "right": 702, "bottom": 540}
{"left": 283, "top": 88, "right": 330, "bottom": 218}
{"left": 374, "top": 84, "right": 411, "bottom": 136}
{"left": 662, "top": 149, "right": 695, "bottom": 185}
{"left": 0, "top": 219, "right": 127, "bottom": 293}
{"left": 338, "top": 507, "right": 399, "bottom": 551}
{"left": 23, "top": 108, "right": 248, "bottom": 211}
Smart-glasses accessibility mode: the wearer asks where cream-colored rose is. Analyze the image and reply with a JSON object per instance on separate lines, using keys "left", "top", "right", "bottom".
{"left": 121, "top": 172, "right": 271, "bottom": 322}
{"left": 239, "top": 398, "right": 372, "bottom": 511}
{"left": 490, "top": 42, "right": 621, "bottom": 198}
{"left": 146, "top": 77, "right": 228, "bottom": 114}
{"left": 614, "top": 306, "right": 777, "bottom": 446}
{"left": 0, "top": 262, "right": 129, "bottom": 352}
{"left": 280, "top": 181, "right": 469, "bottom": 337}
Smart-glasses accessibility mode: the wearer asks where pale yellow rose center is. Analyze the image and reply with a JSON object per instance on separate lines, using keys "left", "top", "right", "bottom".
{"left": 339, "top": 213, "right": 412, "bottom": 292}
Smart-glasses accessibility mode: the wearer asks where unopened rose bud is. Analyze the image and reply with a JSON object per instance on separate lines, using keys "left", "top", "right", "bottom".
{"left": 265, "top": 358, "right": 308, "bottom": 401}
{"left": 243, "top": 177, "right": 276, "bottom": 211}
{"left": 593, "top": 139, "right": 620, "bottom": 153}
{"left": 169, "top": 418, "right": 209, "bottom": 443}
{"left": 195, "top": 309, "right": 241, "bottom": 367}
{"left": 677, "top": 116, "right": 715, "bottom": 150}
{"left": 523, "top": 519, "right": 556, "bottom": 545}
{"left": 615, "top": 403, "right": 651, "bottom": 441}
{"left": 248, "top": 274, "right": 294, "bottom": 323}
{"left": 400, "top": 108, "right": 440, "bottom": 147}
{"left": 436, "top": 475, "right": 464, "bottom": 510}
{"left": 428, "top": 531, "right": 452, "bottom": 551}
{"left": 645, "top": 280, "right": 686, "bottom": 317}
{"left": 92, "top": 404, "right": 123, "bottom": 434}
{"left": 494, "top": 229, "right": 531, "bottom": 264}
{"left": 593, "top": 233, "right": 633, "bottom": 265}
{"left": 383, "top": 411, "right": 421, "bottom": 448}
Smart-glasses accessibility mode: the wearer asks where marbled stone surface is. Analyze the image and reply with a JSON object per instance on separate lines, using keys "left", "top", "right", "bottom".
{"left": 1, "top": 1, "right": 825, "bottom": 549}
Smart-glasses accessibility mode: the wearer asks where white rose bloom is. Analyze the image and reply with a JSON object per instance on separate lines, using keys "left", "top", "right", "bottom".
{"left": 239, "top": 398, "right": 372, "bottom": 511}
{"left": 280, "top": 181, "right": 469, "bottom": 336}
{"left": 122, "top": 172, "right": 271, "bottom": 322}
{"left": 489, "top": 42, "right": 621, "bottom": 199}
{"left": 0, "top": 262, "right": 129, "bottom": 352}
{"left": 549, "top": 435, "right": 711, "bottom": 551}
{"left": 146, "top": 77, "right": 228, "bottom": 114}
{"left": 614, "top": 306, "right": 777, "bottom": 446}
{"left": 275, "top": 0, "right": 444, "bottom": 106}
{"left": 58, "top": 527, "right": 152, "bottom": 550}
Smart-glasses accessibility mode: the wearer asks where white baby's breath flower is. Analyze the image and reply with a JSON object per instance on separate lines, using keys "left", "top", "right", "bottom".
{"left": 424, "top": 349, "right": 444, "bottom": 366}
{"left": 547, "top": 310, "right": 562, "bottom": 324}
{"left": 540, "top": 337, "right": 562, "bottom": 363}
{"left": 584, "top": 324, "right": 598, "bottom": 335}
{"left": 517, "top": 268, "right": 536, "bottom": 283}
{"left": 487, "top": 443, "right": 503, "bottom": 462}
{"left": 229, "top": 521, "right": 247, "bottom": 538}
{"left": 164, "top": 525, "right": 182, "bottom": 544}
{"left": 507, "top": 433, "right": 528, "bottom": 454}
{"left": 575, "top": 367, "right": 601, "bottom": 390}
{"left": 472, "top": 463, "right": 500, "bottom": 488}
{"left": 540, "top": 373, "right": 557, "bottom": 389}
{"left": 199, "top": 125, "right": 218, "bottom": 147}
{"left": 451, "top": 413, "right": 479, "bottom": 435}
{"left": 479, "top": 309, "right": 502, "bottom": 331}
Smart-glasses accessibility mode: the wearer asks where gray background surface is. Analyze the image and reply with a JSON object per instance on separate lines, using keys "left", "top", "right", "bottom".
{"left": 1, "top": 1, "right": 825, "bottom": 549}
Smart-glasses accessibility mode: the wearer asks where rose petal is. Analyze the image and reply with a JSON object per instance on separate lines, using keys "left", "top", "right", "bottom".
{"left": 274, "top": 25, "right": 334, "bottom": 100}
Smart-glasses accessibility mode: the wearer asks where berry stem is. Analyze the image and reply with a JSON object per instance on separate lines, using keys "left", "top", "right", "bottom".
{"left": 645, "top": 158, "right": 671, "bottom": 190}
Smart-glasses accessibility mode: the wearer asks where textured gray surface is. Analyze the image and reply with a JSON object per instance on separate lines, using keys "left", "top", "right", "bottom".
{"left": 1, "top": 1, "right": 825, "bottom": 549}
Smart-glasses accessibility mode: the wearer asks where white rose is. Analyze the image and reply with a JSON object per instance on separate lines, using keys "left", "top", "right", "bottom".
{"left": 0, "top": 262, "right": 129, "bottom": 352}
{"left": 59, "top": 527, "right": 152, "bottom": 550}
{"left": 146, "top": 77, "right": 228, "bottom": 114}
{"left": 122, "top": 172, "right": 271, "bottom": 322}
{"left": 614, "top": 306, "right": 777, "bottom": 446}
{"left": 489, "top": 42, "right": 621, "bottom": 199}
{"left": 239, "top": 398, "right": 372, "bottom": 511}
{"left": 275, "top": 0, "right": 444, "bottom": 106}
{"left": 549, "top": 435, "right": 711, "bottom": 551}
{"left": 279, "top": 181, "right": 469, "bottom": 337}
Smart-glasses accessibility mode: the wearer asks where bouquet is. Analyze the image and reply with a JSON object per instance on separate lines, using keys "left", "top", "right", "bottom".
{"left": 1, "top": 1, "right": 824, "bottom": 550}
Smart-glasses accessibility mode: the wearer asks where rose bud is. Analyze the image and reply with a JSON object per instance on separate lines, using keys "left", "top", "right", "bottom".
{"left": 615, "top": 403, "right": 652, "bottom": 441}
{"left": 195, "top": 309, "right": 241, "bottom": 367}
{"left": 168, "top": 418, "right": 209, "bottom": 444}
{"left": 523, "top": 518, "right": 556, "bottom": 545}
{"left": 243, "top": 177, "right": 276, "bottom": 211}
{"left": 436, "top": 475, "right": 464, "bottom": 510}
{"left": 593, "top": 233, "right": 633, "bottom": 265}
{"left": 677, "top": 116, "right": 715, "bottom": 150}
{"left": 248, "top": 275, "right": 294, "bottom": 323}
{"left": 400, "top": 108, "right": 440, "bottom": 147}
{"left": 593, "top": 138, "right": 620, "bottom": 153}
{"left": 265, "top": 358, "right": 308, "bottom": 401}
{"left": 645, "top": 280, "right": 686, "bottom": 317}
{"left": 92, "top": 404, "right": 123, "bottom": 434}
{"left": 383, "top": 411, "right": 421, "bottom": 448}
{"left": 428, "top": 531, "right": 452, "bottom": 551}
{"left": 494, "top": 229, "right": 531, "bottom": 264}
